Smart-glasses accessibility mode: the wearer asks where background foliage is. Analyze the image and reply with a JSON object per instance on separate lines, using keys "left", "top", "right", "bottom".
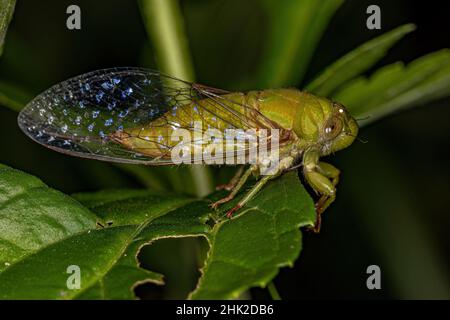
{"left": 0, "top": 0, "right": 449, "bottom": 299}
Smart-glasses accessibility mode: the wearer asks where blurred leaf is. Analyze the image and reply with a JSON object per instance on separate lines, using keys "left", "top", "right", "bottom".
{"left": 0, "top": 0, "right": 16, "bottom": 56}
{"left": 190, "top": 172, "right": 315, "bottom": 299}
{"left": 0, "top": 80, "right": 31, "bottom": 112}
{"left": 114, "top": 164, "right": 170, "bottom": 192}
{"left": 0, "top": 165, "right": 314, "bottom": 299}
{"left": 334, "top": 49, "right": 450, "bottom": 125}
{"left": 306, "top": 24, "right": 416, "bottom": 96}
{"left": 256, "top": 0, "right": 343, "bottom": 87}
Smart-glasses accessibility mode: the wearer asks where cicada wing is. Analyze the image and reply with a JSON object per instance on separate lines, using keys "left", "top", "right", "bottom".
{"left": 18, "top": 67, "right": 279, "bottom": 165}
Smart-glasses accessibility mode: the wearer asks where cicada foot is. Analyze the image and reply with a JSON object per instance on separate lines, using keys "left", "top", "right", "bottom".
{"left": 210, "top": 166, "right": 254, "bottom": 210}
{"left": 210, "top": 195, "right": 234, "bottom": 210}
{"left": 211, "top": 164, "right": 284, "bottom": 219}
{"left": 209, "top": 196, "right": 241, "bottom": 218}
{"left": 226, "top": 204, "right": 242, "bottom": 218}
{"left": 311, "top": 213, "right": 322, "bottom": 233}
{"left": 224, "top": 174, "right": 279, "bottom": 218}
{"left": 310, "top": 196, "right": 329, "bottom": 233}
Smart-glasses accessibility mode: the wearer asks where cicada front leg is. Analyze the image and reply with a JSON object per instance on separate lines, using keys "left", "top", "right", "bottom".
{"left": 315, "top": 162, "right": 340, "bottom": 210}
{"left": 303, "top": 148, "right": 340, "bottom": 233}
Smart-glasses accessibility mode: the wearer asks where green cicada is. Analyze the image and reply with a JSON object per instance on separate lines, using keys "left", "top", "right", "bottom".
{"left": 18, "top": 68, "right": 358, "bottom": 231}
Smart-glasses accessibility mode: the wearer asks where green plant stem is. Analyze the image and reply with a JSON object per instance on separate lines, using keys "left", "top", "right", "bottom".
{"left": 267, "top": 281, "right": 281, "bottom": 300}
{"left": 0, "top": 91, "right": 23, "bottom": 112}
{"left": 140, "top": 0, "right": 194, "bottom": 80}
{"left": 140, "top": 0, "right": 212, "bottom": 197}
{"left": 256, "top": 0, "right": 342, "bottom": 87}
{"left": 0, "top": 80, "right": 33, "bottom": 112}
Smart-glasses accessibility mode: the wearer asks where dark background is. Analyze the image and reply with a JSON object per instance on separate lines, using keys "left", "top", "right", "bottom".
{"left": 0, "top": 0, "right": 449, "bottom": 299}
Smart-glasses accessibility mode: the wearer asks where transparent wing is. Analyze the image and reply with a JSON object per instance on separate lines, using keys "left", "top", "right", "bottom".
{"left": 18, "top": 67, "right": 280, "bottom": 165}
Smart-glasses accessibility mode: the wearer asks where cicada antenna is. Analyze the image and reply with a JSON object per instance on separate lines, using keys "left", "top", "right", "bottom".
{"left": 355, "top": 115, "right": 371, "bottom": 122}
{"left": 345, "top": 132, "right": 368, "bottom": 144}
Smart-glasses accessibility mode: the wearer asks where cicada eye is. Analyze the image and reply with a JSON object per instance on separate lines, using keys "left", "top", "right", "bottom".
{"left": 324, "top": 116, "right": 343, "bottom": 140}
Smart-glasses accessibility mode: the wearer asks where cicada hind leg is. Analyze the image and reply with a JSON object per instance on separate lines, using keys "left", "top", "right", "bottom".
{"left": 211, "top": 157, "right": 295, "bottom": 218}
{"left": 210, "top": 166, "right": 255, "bottom": 212}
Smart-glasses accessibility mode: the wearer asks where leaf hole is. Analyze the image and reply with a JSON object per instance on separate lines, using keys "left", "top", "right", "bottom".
{"left": 134, "top": 236, "right": 209, "bottom": 299}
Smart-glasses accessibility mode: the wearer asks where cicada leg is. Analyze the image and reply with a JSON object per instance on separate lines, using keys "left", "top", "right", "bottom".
{"left": 210, "top": 165, "right": 256, "bottom": 210}
{"left": 215, "top": 165, "right": 245, "bottom": 191}
{"left": 224, "top": 173, "right": 277, "bottom": 218}
{"left": 303, "top": 148, "right": 340, "bottom": 233}
{"left": 223, "top": 157, "right": 295, "bottom": 218}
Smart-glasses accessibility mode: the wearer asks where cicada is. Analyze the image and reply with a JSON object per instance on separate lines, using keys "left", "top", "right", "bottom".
{"left": 18, "top": 67, "right": 358, "bottom": 231}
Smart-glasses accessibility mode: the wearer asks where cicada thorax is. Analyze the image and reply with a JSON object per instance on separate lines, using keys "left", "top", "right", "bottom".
{"left": 256, "top": 89, "right": 340, "bottom": 144}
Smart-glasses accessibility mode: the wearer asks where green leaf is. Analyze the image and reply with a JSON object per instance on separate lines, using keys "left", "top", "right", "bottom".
{"left": 334, "top": 49, "right": 450, "bottom": 125}
{"left": 140, "top": 0, "right": 195, "bottom": 82}
{"left": 306, "top": 24, "right": 416, "bottom": 96}
{"left": 256, "top": 0, "right": 343, "bottom": 87}
{"left": 190, "top": 172, "right": 315, "bottom": 299}
{"left": 0, "top": 164, "right": 205, "bottom": 299}
{"left": 72, "top": 200, "right": 210, "bottom": 299}
{"left": 0, "top": 165, "right": 315, "bottom": 299}
{"left": 0, "top": 0, "right": 16, "bottom": 56}
{"left": 0, "top": 164, "right": 98, "bottom": 271}
{"left": 73, "top": 189, "right": 193, "bottom": 226}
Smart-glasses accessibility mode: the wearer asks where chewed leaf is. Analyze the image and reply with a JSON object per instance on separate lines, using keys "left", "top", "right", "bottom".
{"left": 18, "top": 67, "right": 276, "bottom": 165}
{"left": 0, "top": 164, "right": 315, "bottom": 299}
{"left": 0, "top": 164, "right": 208, "bottom": 299}
{"left": 191, "top": 171, "right": 316, "bottom": 299}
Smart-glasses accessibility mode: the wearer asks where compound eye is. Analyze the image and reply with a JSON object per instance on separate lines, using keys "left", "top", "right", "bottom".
{"left": 324, "top": 116, "right": 343, "bottom": 139}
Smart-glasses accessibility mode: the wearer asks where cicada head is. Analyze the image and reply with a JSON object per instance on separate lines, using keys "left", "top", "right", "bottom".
{"left": 290, "top": 92, "right": 358, "bottom": 155}
{"left": 319, "top": 102, "right": 359, "bottom": 156}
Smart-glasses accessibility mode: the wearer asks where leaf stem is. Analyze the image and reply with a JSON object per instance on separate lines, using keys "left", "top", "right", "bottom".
{"left": 267, "top": 281, "right": 281, "bottom": 300}
{"left": 140, "top": 0, "right": 194, "bottom": 80}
